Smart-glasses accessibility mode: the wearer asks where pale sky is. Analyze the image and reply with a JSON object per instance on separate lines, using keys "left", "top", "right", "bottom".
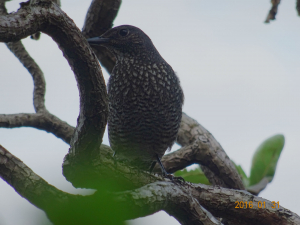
{"left": 1, "top": 1, "right": 300, "bottom": 224}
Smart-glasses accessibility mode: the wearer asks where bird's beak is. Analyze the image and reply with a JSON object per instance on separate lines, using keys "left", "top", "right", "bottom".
{"left": 87, "top": 36, "right": 110, "bottom": 45}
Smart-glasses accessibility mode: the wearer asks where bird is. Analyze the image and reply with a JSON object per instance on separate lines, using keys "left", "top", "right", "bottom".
{"left": 87, "top": 25, "right": 184, "bottom": 176}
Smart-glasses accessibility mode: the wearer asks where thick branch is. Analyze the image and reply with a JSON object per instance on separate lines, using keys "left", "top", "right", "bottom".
{"left": 82, "top": 0, "right": 121, "bottom": 73}
{"left": 63, "top": 143, "right": 162, "bottom": 190}
{"left": 0, "top": 0, "right": 121, "bottom": 148}
{"left": 265, "top": 0, "right": 281, "bottom": 23}
{"left": 0, "top": 1, "right": 76, "bottom": 145}
{"left": 0, "top": 1, "right": 159, "bottom": 189}
{"left": 82, "top": 0, "right": 121, "bottom": 39}
{"left": 0, "top": 0, "right": 8, "bottom": 15}
{"left": 0, "top": 0, "right": 109, "bottom": 156}
{"left": 199, "top": 165, "right": 227, "bottom": 187}
{"left": 1, "top": 144, "right": 299, "bottom": 225}
{"left": 115, "top": 182, "right": 222, "bottom": 225}
{"left": 0, "top": 145, "right": 74, "bottom": 213}
{"left": 191, "top": 183, "right": 300, "bottom": 225}
{"left": 0, "top": 144, "right": 124, "bottom": 225}
{"left": 1, "top": 144, "right": 219, "bottom": 224}
{"left": 158, "top": 113, "right": 244, "bottom": 190}
{"left": 0, "top": 113, "right": 74, "bottom": 144}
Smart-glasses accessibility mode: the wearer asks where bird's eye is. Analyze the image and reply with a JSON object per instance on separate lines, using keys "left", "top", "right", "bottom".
{"left": 119, "top": 29, "right": 129, "bottom": 37}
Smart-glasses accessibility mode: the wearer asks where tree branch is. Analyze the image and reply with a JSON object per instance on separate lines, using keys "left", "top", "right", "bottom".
{"left": 191, "top": 183, "right": 300, "bottom": 225}
{"left": 0, "top": 144, "right": 126, "bottom": 225}
{"left": 2, "top": 144, "right": 217, "bottom": 224}
{"left": 297, "top": 0, "right": 300, "bottom": 16}
{"left": 82, "top": 0, "right": 121, "bottom": 39}
{"left": 0, "top": 0, "right": 108, "bottom": 157}
{"left": 63, "top": 143, "right": 162, "bottom": 190}
{"left": 265, "top": 0, "right": 281, "bottom": 23}
{"left": 5, "top": 40, "right": 47, "bottom": 113}
{"left": 115, "top": 181, "right": 222, "bottom": 225}
{"left": 0, "top": 0, "right": 75, "bottom": 144}
{"left": 82, "top": 0, "right": 121, "bottom": 74}
{"left": 0, "top": 0, "right": 121, "bottom": 147}
{"left": 0, "top": 1, "right": 132, "bottom": 191}
{"left": 0, "top": 144, "right": 75, "bottom": 213}
{"left": 0, "top": 113, "right": 74, "bottom": 144}
{"left": 158, "top": 113, "right": 245, "bottom": 190}
{"left": 1, "top": 144, "right": 299, "bottom": 225}
{"left": 0, "top": 0, "right": 8, "bottom": 16}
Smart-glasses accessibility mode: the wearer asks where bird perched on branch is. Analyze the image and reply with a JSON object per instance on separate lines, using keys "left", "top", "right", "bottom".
{"left": 88, "top": 25, "right": 184, "bottom": 176}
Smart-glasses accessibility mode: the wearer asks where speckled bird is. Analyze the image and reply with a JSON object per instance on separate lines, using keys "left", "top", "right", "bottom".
{"left": 87, "top": 25, "right": 184, "bottom": 175}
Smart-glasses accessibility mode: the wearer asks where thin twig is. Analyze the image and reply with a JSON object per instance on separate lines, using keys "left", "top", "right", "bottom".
{"left": 0, "top": 113, "right": 74, "bottom": 144}
{"left": 5, "top": 41, "right": 47, "bottom": 113}
{"left": 265, "top": 0, "right": 281, "bottom": 23}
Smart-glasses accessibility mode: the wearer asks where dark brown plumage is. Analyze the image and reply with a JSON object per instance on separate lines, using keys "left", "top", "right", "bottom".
{"left": 88, "top": 25, "right": 184, "bottom": 175}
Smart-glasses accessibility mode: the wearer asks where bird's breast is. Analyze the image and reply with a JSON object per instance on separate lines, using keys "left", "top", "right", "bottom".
{"left": 109, "top": 61, "right": 177, "bottom": 101}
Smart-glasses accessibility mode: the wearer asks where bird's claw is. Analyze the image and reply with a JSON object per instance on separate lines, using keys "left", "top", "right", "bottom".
{"left": 171, "top": 176, "right": 185, "bottom": 184}
{"left": 163, "top": 173, "right": 185, "bottom": 184}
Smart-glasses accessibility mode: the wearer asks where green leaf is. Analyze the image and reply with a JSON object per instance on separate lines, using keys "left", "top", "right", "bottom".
{"left": 249, "top": 134, "right": 284, "bottom": 186}
{"left": 232, "top": 160, "right": 249, "bottom": 187}
{"left": 174, "top": 167, "right": 210, "bottom": 185}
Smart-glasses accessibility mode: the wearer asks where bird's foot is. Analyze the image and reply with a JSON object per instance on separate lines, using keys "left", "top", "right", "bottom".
{"left": 163, "top": 173, "right": 185, "bottom": 184}
{"left": 156, "top": 154, "right": 185, "bottom": 184}
{"left": 163, "top": 173, "right": 174, "bottom": 180}
{"left": 171, "top": 175, "right": 185, "bottom": 184}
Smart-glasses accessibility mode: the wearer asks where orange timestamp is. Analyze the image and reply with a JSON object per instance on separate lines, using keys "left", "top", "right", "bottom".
{"left": 235, "top": 201, "right": 280, "bottom": 209}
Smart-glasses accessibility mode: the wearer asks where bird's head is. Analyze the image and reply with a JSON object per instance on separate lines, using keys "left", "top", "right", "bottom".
{"left": 87, "top": 25, "right": 157, "bottom": 59}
